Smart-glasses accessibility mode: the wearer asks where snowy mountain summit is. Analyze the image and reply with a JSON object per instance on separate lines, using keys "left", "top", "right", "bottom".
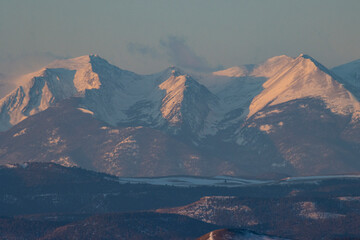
{"left": 1, "top": 54, "right": 360, "bottom": 177}
{"left": 0, "top": 55, "right": 103, "bottom": 131}
{"left": 248, "top": 54, "right": 360, "bottom": 118}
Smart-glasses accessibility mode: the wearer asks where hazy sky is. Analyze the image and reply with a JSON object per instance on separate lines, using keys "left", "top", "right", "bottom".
{"left": 1, "top": 0, "right": 360, "bottom": 92}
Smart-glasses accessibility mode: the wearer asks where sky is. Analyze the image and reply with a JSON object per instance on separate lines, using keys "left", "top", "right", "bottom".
{"left": 1, "top": 0, "right": 360, "bottom": 95}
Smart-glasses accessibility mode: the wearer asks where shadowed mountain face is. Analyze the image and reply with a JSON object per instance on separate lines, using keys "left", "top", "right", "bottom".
{"left": 1, "top": 54, "right": 360, "bottom": 177}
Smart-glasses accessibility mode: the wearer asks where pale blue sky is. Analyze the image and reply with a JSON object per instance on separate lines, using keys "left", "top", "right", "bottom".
{"left": 1, "top": 0, "right": 360, "bottom": 80}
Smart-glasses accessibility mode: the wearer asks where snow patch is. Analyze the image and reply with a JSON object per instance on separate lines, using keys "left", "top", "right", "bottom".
{"left": 297, "top": 201, "right": 344, "bottom": 219}
{"left": 52, "top": 156, "right": 77, "bottom": 168}
{"left": 3, "top": 164, "right": 17, "bottom": 168}
{"left": 259, "top": 124, "right": 273, "bottom": 134}
{"left": 254, "top": 109, "right": 283, "bottom": 119}
{"left": 48, "top": 136, "right": 62, "bottom": 146}
{"left": 42, "top": 129, "right": 66, "bottom": 153}
{"left": 337, "top": 196, "right": 360, "bottom": 201}
{"left": 170, "top": 196, "right": 258, "bottom": 226}
{"left": 13, "top": 128, "right": 27, "bottom": 137}
{"left": 108, "top": 129, "right": 120, "bottom": 134}
{"left": 77, "top": 107, "right": 94, "bottom": 115}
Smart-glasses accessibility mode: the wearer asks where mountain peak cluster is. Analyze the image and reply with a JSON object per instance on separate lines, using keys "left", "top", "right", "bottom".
{"left": 1, "top": 53, "right": 360, "bottom": 177}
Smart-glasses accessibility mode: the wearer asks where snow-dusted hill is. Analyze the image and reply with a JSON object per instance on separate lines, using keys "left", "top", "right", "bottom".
{"left": 1, "top": 54, "right": 360, "bottom": 177}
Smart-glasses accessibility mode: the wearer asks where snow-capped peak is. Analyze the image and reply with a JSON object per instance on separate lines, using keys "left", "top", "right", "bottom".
{"left": 248, "top": 54, "right": 360, "bottom": 118}
{"left": 0, "top": 55, "right": 121, "bottom": 131}
{"left": 46, "top": 54, "right": 109, "bottom": 92}
{"left": 158, "top": 70, "right": 217, "bottom": 131}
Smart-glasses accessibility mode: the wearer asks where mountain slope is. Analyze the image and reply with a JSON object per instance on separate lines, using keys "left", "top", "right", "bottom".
{"left": 0, "top": 98, "right": 225, "bottom": 177}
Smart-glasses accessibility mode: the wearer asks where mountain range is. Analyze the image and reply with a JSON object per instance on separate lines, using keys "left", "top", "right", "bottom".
{"left": 1, "top": 54, "right": 360, "bottom": 177}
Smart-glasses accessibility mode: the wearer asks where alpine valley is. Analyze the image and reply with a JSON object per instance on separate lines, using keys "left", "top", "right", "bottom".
{"left": 1, "top": 54, "right": 360, "bottom": 177}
